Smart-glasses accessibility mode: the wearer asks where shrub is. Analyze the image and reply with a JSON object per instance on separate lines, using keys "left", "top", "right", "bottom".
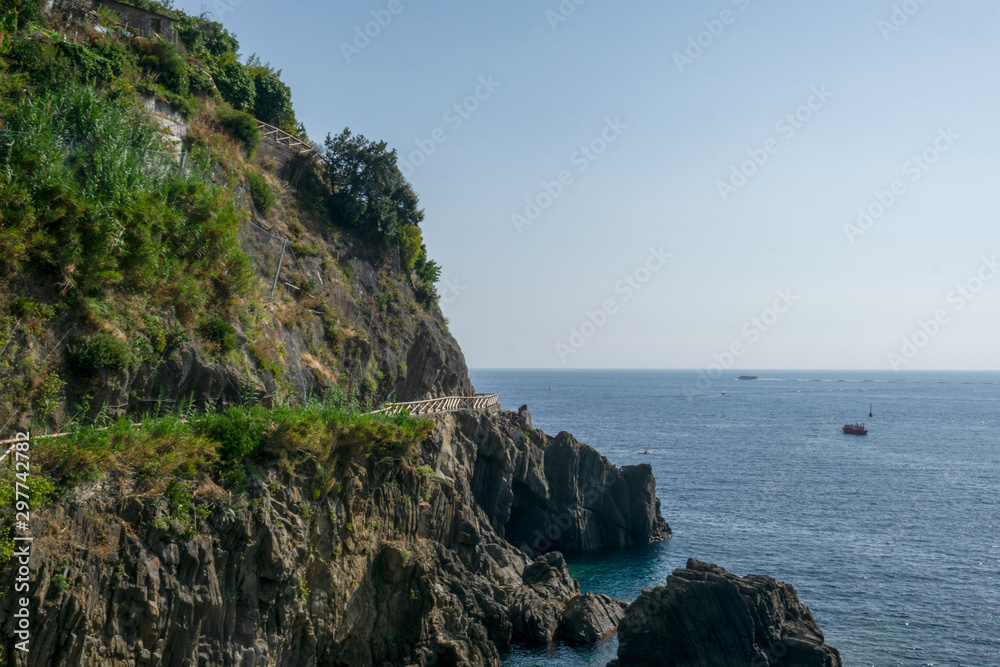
{"left": 413, "top": 279, "right": 438, "bottom": 308}
{"left": 67, "top": 331, "right": 136, "bottom": 375}
{"left": 212, "top": 57, "right": 255, "bottom": 111}
{"left": 199, "top": 315, "right": 237, "bottom": 355}
{"left": 200, "top": 408, "right": 267, "bottom": 466}
{"left": 217, "top": 107, "right": 260, "bottom": 156}
{"left": 247, "top": 59, "right": 293, "bottom": 128}
{"left": 246, "top": 169, "right": 274, "bottom": 216}
{"left": 0, "top": 0, "right": 43, "bottom": 32}
{"left": 133, "top": 38, "right": 189, "bottom": 97}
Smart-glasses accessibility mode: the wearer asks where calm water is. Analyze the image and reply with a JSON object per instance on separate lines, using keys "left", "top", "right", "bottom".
{"left": 469, "top": 370, "right": 1000, "bottom": 667}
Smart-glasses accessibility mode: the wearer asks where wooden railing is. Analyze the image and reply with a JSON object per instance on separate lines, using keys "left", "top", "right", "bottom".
{"left": 372, "top": 394, "right": 499, "bottom": 417}
{"left": 256, "top": 120, "right": 316, "bottom": 157}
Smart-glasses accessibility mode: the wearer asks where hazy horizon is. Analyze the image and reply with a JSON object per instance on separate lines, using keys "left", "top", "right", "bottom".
{"left": 172, "top": 0, "right": 1000, "bottom": 372}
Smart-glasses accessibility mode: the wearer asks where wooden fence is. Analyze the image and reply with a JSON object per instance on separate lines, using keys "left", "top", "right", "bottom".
{"left": 256, "top": 120, "right": 316, "bottom": 157}
{"left": 372, "top": 394, "right": 499, "bottom": 417}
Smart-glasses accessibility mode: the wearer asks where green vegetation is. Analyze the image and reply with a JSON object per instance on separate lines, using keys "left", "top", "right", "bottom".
{"left": 199, "top": 315, "right": 237, "bottom": 356}
{"left": 217, "top": 107, "right": 261, "bottom": 156}
{"left": 0, "top": 0, "right": 452, "bottom": 537}
{"left": 28, "top": 392, "right": 433, "bottom": 491}
{"left": 246, "top": 168, "right": 274, "bottom": 216}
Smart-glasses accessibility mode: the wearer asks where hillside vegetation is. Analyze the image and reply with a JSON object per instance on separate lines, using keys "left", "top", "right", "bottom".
{"left": 0, "top": 0, "right": 460, "bottom": 438}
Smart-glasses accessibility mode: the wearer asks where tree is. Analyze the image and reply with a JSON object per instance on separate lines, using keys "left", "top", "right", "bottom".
{"left": 322, "top": 128, "right": 424, "bottom": 247}
{"left": 245, "top": 55, "right": 296, "bottom": 131}
{"left": 211, "top": 54, "right": 254, "bottom": 112}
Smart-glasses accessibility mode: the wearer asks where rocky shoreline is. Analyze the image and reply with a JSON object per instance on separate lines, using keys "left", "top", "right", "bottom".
{"left": 0, "top": 405, "right": 672, "bottom": 666}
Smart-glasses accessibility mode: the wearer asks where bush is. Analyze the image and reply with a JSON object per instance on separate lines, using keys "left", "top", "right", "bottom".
{"left": 67, "top": 331, "right": 137, "bottom": 375}
{"left": 246, "top": 169, "right": 274, "bottom": 216}
{"left": 217, "top": 107, "right": 261, "bottom": 156}
{"left": 250, "top": 64, "right": 293, "bottom": 128}
{"left": 0, "top": 85, "right": 254, "bottom": 312}
{"left": 133, "top": 38, "right": 189, "bottom": 97}
{"left": 212, "top": 57, "right": 255, "bottom": 112}
{"left": 0, "top": 0, "right": 42, "bottom": 32}
{"left": 199, "top": 315, "right": 237, "bottom": 355}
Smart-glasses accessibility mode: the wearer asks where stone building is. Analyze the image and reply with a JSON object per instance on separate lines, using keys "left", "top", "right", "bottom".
{"left": 96, "top": 0, "right": 177, "bottom": 42}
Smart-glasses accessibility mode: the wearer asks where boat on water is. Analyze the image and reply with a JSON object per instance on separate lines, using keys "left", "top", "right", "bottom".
{"left": 842, "top": 422, "right": 867, "bottom": 435}
{"left": 637, "top": 450, "right": 652, "bottom": 455}
{"left": 737, "top": 375, "right": 758, "bottom": 380}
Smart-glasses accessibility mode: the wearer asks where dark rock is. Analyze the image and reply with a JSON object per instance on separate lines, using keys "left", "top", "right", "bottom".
{"left": 611, "top": 559, "right": 843, "bottom": 667}
{"left": 559, "top": 593, "right": 629, "bottom": 644}
{"left": 1, "top": 410, "right": 666, "bottom": 666}
{"left": 458, "top": 411, "right": 671, "bottom": 555}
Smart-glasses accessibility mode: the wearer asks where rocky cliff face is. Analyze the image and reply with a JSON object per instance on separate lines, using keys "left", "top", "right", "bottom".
{"left": 0, "top": 409, "right": 665, "bottom": 666}
{"left": 49, "top": 240, "right": 473, "bottom": 433}
{"left": 610, "top": 559, "right": 842, "bottom": 667}
{"left": 460, "top": 406, "right": 671, "bottom": 555}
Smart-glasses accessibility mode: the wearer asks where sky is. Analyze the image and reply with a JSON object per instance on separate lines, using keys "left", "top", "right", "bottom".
{"left": 172, "top": 0, "right": 1000, "bottom": 370}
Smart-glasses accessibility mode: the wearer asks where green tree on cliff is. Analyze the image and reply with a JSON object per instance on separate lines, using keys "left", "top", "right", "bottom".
{"left": 323, "top": 128, "right": 424, "bottom": 248}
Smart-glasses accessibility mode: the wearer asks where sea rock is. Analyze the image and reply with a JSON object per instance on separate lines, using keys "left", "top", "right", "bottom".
{"left": 458, "top": 406, "right": 672, "bottom": 555}
{"left": 559, "top": 593, "right": 629, "bottom": 644}
{"left": 610, "top": 559, "right": 843, "bottom": 667}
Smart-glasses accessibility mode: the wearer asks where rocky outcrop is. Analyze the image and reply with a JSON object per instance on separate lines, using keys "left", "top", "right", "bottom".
{"left": 559, "top": 593, "right": 629, "bottom": 644}
{"left": 0, "top": 410, "right": 651, "bottom": 666}
{"left": 610, "top": 559, "right": 842, "bottom": 667}
{"left": 456, "top": 405, "right": 671, "bottom": 555}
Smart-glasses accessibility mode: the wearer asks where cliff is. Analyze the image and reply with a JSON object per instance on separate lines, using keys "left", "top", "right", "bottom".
{"left": 0, "top": 409, "right": 670, "bottom": 666}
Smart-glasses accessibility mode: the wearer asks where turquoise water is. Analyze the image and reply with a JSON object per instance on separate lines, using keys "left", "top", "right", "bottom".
{"left": 471, "top": 370, "right": 1000, "bottom": 667}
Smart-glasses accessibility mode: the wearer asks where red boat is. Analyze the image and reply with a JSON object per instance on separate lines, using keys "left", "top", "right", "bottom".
{"left": 843, "top": 422, "right": 867, "bottom": 435}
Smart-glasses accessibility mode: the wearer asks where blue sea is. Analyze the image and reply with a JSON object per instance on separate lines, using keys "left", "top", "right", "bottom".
{"left": 468, "top": 370, "right": 1000, "bottom": 667}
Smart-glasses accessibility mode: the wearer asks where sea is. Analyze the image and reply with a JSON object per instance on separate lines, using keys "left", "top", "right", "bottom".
{"left": 466, "top": 370, "right": 1000, "bottom": 667}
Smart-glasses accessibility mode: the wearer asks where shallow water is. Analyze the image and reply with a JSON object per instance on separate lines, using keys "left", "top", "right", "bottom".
{"left": 470, "top": 370, "right": 1000, "bottom": 667}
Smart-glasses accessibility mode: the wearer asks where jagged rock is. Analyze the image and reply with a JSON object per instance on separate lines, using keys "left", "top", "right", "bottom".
{"left": 559, "top": 593, "right": 629, "bottom": 644}
{"left": 457, "top": 407, "right": 671, "bottom": 555}
{"left": 1, "top": 410, "right": 670, "bottom": 667}
{"left": 610, "top": 559, "right": 843, "bottom": 667}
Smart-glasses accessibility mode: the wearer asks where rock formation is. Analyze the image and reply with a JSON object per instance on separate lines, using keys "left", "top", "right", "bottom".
{"left": 610, "top": 559, "right": 842, "bottom": 667}
{"left": 461, "top": 405, "right": 671, "bottom": 555}
{"left": 0, "top": 409, "right": 659, "bottom": 666}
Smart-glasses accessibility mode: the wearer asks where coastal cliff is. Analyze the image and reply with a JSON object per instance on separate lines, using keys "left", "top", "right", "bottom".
{"left": 0, "top": 409, "right": 669, "bottom": 666}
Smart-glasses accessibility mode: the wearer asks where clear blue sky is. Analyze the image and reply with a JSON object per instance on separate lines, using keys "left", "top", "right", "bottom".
{"left": 175, "top": 0, "right": 1000, "bottom": 370}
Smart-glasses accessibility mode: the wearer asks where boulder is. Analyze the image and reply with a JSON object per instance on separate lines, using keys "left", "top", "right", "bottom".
{"left": 611, "top": 559, "right": 842, "bottom": 667}
{"left": 559, "top": 593, "right": 629, "bottom": 644}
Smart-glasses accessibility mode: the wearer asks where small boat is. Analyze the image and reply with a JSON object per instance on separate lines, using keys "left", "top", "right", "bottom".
{"left": 721, "top": 391, "right": 727, "bottom": 395}
{"left": 842, "top": 422, "right": 867, "bottom": 435}
{"left": 737, "top": 375, "right": 758, "bottom": 380}
{"left": 637, "top": 450, "right": 652, "bottom": 455}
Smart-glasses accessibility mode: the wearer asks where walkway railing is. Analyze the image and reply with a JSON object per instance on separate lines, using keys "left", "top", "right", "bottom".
{"left": 372, "top": 393, "right": 499, "bottom": 417}
{"left": 256, "top": 120, "right": 316, "bottom": 157}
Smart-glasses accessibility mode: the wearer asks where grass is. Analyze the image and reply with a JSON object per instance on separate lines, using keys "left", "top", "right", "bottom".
{"left": 25, "top": 391, "right": 435, "bottom": 495}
